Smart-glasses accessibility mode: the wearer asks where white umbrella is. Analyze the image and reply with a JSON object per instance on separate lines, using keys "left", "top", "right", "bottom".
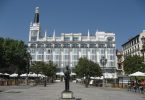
{"left": 20, "top": 73, "right": 27, "bottom": 77}
{"left": 28, "top": 73, "right": 37, "bottom": 77}
{"left": 10, "top": 73, "right": 18, "bottom": 77}
{"left": 70, "top": 72, "right": 76, "bottom": 76}
{"left": 56, "top": 72, "right": 64, "bottom": 76}
{"left": 129, "top": 71, "right": 145, "bottom": 76}
{"left": 38, "top": 74, "right": 45, "bottom": 78}
{"left": 4, "top": 73, "right": 10, "bottom": 76}
{"left": 90, "top": 76, "right": 103, "bottom": 80}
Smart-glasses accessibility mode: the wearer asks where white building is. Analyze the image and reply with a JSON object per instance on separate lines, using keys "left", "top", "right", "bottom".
{"left": 28, "top": 7, "right": 117, "bottom": 79}
{"left": 122, "top": 31, "right": 145, "bottom": 58}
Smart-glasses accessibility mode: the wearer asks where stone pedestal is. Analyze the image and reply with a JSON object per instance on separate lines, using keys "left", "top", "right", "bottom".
{"left": 59, "top": 91, "right": 76, "bottom": 100}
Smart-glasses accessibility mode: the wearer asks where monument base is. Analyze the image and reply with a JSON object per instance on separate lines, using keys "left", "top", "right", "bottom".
{"left": 59, "top": 91, "right": 76, "bottom": 100}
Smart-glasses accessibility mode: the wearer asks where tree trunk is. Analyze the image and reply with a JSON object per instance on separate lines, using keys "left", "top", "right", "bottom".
{"left": 44, "top": 77, "right": 47, "bottom": 87}
{"left": 85, "top": 76, "right": 90, "bottom": 88}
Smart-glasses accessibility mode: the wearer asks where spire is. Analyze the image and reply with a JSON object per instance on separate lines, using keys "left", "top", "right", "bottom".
{"left": 87, "top": 29, "right": 90, "bottom": 40}
{"left": 44, "top": 30, "right": 47, "bottom": 40}
{"left": 30, "top": 22, "right": 32, "bottom": 26}
{"left": 34, "top": 7, "right": 39, "bottom": 23}
{"left": 53, "top": 29, "right": 56, "bottom": 40}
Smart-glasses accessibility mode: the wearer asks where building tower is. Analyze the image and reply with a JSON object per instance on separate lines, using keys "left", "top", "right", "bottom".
{"left": 29, "top": 7, "right": 41, "bottom": 42}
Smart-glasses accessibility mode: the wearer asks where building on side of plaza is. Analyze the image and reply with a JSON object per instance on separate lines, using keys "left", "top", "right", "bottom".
{"left": 122, "top": 31, "right": 145, "bottom": 58}
{"left": 28, "top": 7, "right": 117, "bottom": 79}
{"left": 116, "top": 50, "right": 124, "bottom": 75}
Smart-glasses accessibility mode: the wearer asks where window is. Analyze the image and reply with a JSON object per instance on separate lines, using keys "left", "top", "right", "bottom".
{"left": 37, "top": 55, "right": 43, "bottom": 60}
{"left": 63, "top": 44, "right": 70, "bottom": 48}
{"left": 89, "top": 44, "right": 96, "bottom": 48}
{"left": 54, "top": 49, "right": 60, "bottom": 54}
{"left": 107, "top": 43, "right": 113, "bottom": 48}
{"left": 81, "top": 44, "right": 87, "bottom": 48}
{"left": 30, "top": 44, "right": 36, "bottom": 47}
{"left": 46, "top": 55, "right": 52, "bottom": 60}
{"left": 100, "top": 49, "right": 105, "bottom": 54}
{"left": 37, "top": 44, "right": 44, "bottom": 48}
{"left": 31, "top": 49, "right": 36, "bottom": 53}
{"left": 31, "top": 55, "right": 35, "bottom": 60}
{"left": 90, "top": 55, "right": 96, "bottom": 61}
{"left": 38, "top": 49, "right": 44, "bottom": 54}
{"left": 81, "top": 49, "right": 87, "bottom": 54}
{"left": 81, "top": 55, "right": 87, "bottom": 58}
{"left": 54, "top": 55, "right": 60, "bottom": 60}
{"left": 64, "top": 37, "right": 70, "bottom": 41}
{"left": 110, "top": 62, "right": 115, "bottom": 66}
{"left": 63, "top": 49, "right": 69, "bottom": 54}
{"left": 107, "top": 49, "right": 115, "bottom": 54}
{"left": 98, "top": 43, "right": 105, "bottom": 48}
{"left": 63, "top": 55, "right": 69, "bottom": 60}
{"left": 72, "top": 62, "right": 78, "bottom": 67}
{"left": 47, "top": 49, "right": 52, "bottom": 54}
{"left": 46, "top": 44, "right": 52, "bottom": 48}
{"left": 107, "top": 37, "right": 113, "bottom": 41}
{"left": 31, "top": 30, "right": 38, "bottom": 36}
{"left": 110, "top": 55, "right": 115, "bottom": 60}
{"left": 72, "top": 44, "right": 79, "bottom": 48}
{"left": 72, "top": 48, "right": 78, "bottom": 54}
{"left": 73, "top": 37, "right": 79, "bottom": 41}
{"left": 91, "top": 49, "right": 96, "bottom": 54}
{"left": 72, "top": 55, "right": 78, "bottom": 60}
{"left": 54, "top": 43, "right": 61, "bottom": 48}
{"left": 31, "top": 37, "right": 37, "bottom": 41}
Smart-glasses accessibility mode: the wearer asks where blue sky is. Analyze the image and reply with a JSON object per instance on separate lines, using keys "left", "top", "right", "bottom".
{"left": 0, "top": 0, "right": 145, "bottom": 49}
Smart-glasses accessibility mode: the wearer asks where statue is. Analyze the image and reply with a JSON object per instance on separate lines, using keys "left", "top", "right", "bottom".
{"left": 64, "top": 65, "right": 70, "bottom": 92}
{"left": 60, "top": 66, "right": 76, "bottom": 99}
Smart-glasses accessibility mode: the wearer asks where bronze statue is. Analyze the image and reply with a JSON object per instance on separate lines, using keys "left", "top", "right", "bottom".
{"left": 64, "top": 66, "right": 70, "bottom": 92}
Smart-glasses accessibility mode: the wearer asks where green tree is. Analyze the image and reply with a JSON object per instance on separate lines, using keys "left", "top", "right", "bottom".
{"left": 124, "top": 55, "right": 145, "bottom": 74}
{"left": 0, "top": 38, "right": 4, "bottom": 70}
{"left": 75, "top": 57, "right": 102, "bottom": 87}
{"left": 41, "top": 61, "right": 57, "bottom": 83}
{"left": 30, "top": 61, "right": 57, "bottom": 84}
{"left": 30, "top": 61, "right": 44, "bottom": 75}
{"left": 0, "top": 38, "right": 30, "bottom": 74}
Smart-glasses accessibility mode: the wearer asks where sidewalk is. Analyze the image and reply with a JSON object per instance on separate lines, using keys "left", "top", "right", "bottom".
{"left": 0, "top": 82, "right": 145, "bottom": 100}
{"left": 0, "top": 85, "right": 32, "bottom": 92}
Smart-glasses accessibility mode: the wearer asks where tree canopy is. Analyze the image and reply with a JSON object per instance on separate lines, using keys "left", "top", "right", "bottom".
{"left": 30, "top": 61, "right": 57, "bottom": 77}
{"left": 75, "top": 57, "right": 102, "bottom": 78}
{"left": 0, "top": 37, "right": 31, "bottom": 74}
{"left": 123, "top": 55, "right": 145, "bottom": 74}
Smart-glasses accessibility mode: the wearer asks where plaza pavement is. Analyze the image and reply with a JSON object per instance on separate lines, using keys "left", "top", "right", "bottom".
{"left": 0, "top": 82, "right": 145, "bottom": 100}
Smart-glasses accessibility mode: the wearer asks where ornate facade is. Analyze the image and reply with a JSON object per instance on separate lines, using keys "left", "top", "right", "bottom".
{"left": 28, "top": 7, "right": 117, "bottom": 79}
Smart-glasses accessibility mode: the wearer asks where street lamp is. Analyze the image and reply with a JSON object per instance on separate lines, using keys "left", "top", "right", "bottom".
{"left": 141, "top": 36, "right": 145, "bottom": 62}
{"left": 100, "top": 56, "right": 107, "bottom": 87}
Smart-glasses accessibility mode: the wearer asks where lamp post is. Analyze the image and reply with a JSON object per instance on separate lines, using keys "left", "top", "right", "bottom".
{"left": 100, "top": 56, "right": 107, "bottom": 87}
{"left": 141, "top": 36, "right": 145, "bottom": 62}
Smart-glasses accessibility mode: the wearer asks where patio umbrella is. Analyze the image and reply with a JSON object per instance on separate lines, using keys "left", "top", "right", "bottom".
{"left": 20, "top": 73, "right": 27, "bottom": 77}
{"left": 70, "top": 72, "right": 76, "bottom": 76}
{"left": 56, "top": 72, "right": 64, "bottom": 76}
{"left": 28, "top": 73, "right": 37, "bottom": 77}
{"left": 10, "top": 73, "right": 18, "bottom": 77}
{"left": 129, "top": 71, "right": 145, "bottom": 77}
{"left": 38, "top": 74, "right": 45, "bottom": 78}
{"left": 4, "top": 73, "right": 10, "bottom": 76}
